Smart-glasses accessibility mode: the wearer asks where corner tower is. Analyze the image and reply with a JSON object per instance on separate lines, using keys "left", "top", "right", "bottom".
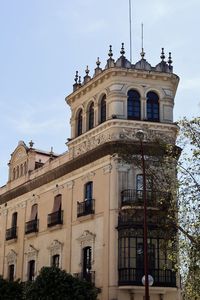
{"left": 66, "top": 44, "right": 181, "bottom": 300}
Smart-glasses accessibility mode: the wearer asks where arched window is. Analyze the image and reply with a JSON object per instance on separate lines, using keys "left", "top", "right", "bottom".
{"left": 100, "top": 95, "right": 106, "bottom": 123}
{"left": 24, "top": 162, "right": 27, "bottom": 174}
{"left": 20, "top": 164, "right": 23, "bottom": 176}
{"left": 16, "top": 166, "right": 19, "bottom": 178}
{"left": 127, "top": 90, "right": 141, "bottom": 120}
{"left": 13, "top": 168, "right": 16, "bottom": 180}
{"left": 146, "top": 91, "right": 159, "bottom": 122}
{"left": 88, "top": 102, "right": 94, "bottom": 130}
{"left": 77, "top": 109, "right": 83, "bottom": 136}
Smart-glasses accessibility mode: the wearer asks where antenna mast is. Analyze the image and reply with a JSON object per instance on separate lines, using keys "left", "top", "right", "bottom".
{"left": 129, "top": 0, "right": 133, "bottom": 63}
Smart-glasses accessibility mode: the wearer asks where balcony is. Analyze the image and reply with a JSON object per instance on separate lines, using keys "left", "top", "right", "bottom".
{"left": 118, "top": 268, "right": 176, "bottom": 287}
{"left": 121, "top": 189, "right": 171, "bottom": 208}
{"left": 47, "top": 210, "right": 63, "bottom": 227}
{"left": 77, "top": 199, "right": 95, "bottom": 218}
{"left": 25, "top": 219, "right": 39, "bottom": 234}
{"left": 118, "top": 209, "right": 161, "bottom": 228}
{"left": 6, "top": 226, "right": 17, "bottom": 241}
{"left": 74, "top": 271, "right": 95, "bottom": 284}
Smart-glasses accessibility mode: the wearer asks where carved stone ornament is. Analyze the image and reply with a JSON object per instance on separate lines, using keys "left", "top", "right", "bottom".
{"left": 81, "top": 171, "right": 95, "bottom": 182}
{"left": 48, "top": 240, "right": 63, "bottom": 256}
{"left": 77, "top": 230, "right": 96, "bottom": 245}
{"left": 7, "top": 250, "right": 17, "bottom": 265}
{"left": 25, "top": 245, "right": 39, "bottom": 261}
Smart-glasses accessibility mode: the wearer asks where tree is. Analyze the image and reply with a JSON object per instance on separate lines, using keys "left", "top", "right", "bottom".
{"left": 117, "top": 117, "right": 200, "bottom": 299}
{"left": 24, "top": 267, "right": 99, "bottom": 300}
{"left": 177, "top": 117, "right": 200, "bottom": 299}
{"left": 0, "top": 276, "right": 23, "bottom": 300}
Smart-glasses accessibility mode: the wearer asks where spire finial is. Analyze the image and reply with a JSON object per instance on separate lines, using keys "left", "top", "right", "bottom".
{"left": 120, "top": 43, "right": 125, "bottom": 56}
{"left": 108, "top": 45, "right": 113, "bottom": 58}
{"left": 29, "top": 140, "right": 34, "bottom": 148}
{"left": 168, "top": 52, "right": 172, "bottom": 66}
{"left": 140, "top": 23, "right": 145, "bottom": 59}
{"left": 78, "top": 76, "right": 82, "bottom": 85}
{"left": 74, "top": 71, "right": 78, "bottom": 83}
{"left": 85, "top": 65, "right": 90, "bottom": 75}
{"left": 160, "top": 48, "right": 165, "bottom": 61}
{"left": 96, "top": 57, "right": 101, "bottom": 68}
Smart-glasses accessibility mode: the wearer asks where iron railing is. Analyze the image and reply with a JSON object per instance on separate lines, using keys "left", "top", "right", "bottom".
{"left": 77, "top": 199, "right": 95, "bottom": 217}
{"left": 118, "top": 209, "right": 161, "bottom": 228}
{"left": 74, "top": 271, "right": 95, "bottom": 284}
{"left": 6, "top": 226, "right": 17, "bottom": 241}
{"left": 121, "top": 189, "right": 171, "bottom": 208}
{"left": 118, "top": 268, "right": 176, "bottom": 287}
{"left": 25, "top": 219, "right": 39, "bottom": 234}
{"left": 47, "top": 210, "right": 63, "bottom": 227}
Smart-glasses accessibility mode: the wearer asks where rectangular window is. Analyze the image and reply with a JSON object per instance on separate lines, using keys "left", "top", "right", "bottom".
{"left": 52, "top": 254, "right": 60, "bottom": 268}
{"left": 28, "top": 260, "right": 35, "bottom": 281}
{"left": 8, "top": 264, "right": 14, "bottom": 281}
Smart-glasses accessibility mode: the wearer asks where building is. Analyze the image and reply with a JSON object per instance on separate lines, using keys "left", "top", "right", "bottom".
{"left": 0, "top": 44, "right": 181, "bottom": 300}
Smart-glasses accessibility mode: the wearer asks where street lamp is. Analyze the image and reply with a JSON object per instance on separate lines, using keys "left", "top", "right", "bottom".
{"left": 136, "top": 130, "right": 150, "bottom": 300}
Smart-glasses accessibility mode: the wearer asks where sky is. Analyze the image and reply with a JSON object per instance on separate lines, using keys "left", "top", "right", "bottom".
{"left": 0, "top": 0, "right": 199, "bottom": 186}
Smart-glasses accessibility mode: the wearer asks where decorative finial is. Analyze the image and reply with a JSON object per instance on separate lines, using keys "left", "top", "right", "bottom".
{"left": 168, "top": 52, "right": 172, "bottom": 66}
{"left": 108, "top": 45, "right": 113, "bottom": 58}
{"left": 140, "top": 23, "right": 145, "bottom": 59}
{"left": 120, "top": 43, "right": 125, "bottom": 56}
{"left": 78, "top": 76, "right": 82, "bottom": 85}
{"left": 160, "top": 48, "right": 165, "bottom": 61}
{"left": 29, "top": 140, "right": 34, "bottom": 148}
{"left": 74, "top": 71, "right": 78, "bottom": 83}
{"left": 85, "top": 65, "right": 90, "bottom": 76}
{"left": 140, "top": 48, "right": 145, "bottom": 59}
{"left": 96, "top": 57, "right": 101, "bottom": 68}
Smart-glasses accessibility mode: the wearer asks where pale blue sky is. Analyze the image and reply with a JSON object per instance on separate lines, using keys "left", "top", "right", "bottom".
{"left": 0, "top": 0, "right": 199, "bottom": 186}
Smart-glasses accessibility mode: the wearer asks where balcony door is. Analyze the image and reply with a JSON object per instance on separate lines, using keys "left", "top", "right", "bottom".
{"left": 82, "top": 246, "right": 92, "bottom": 281}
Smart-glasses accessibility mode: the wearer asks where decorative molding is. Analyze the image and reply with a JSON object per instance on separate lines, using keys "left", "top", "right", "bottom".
{"left": 7, "top": 249, "right": 17, "bottom": 265}
{"left": 66, "top": 180, "right": 74, "bottom": 190}
{"left": 81, "top": 171, "right": 96, "bottom": 182}
{"left": 77, "top": 230, "right": 96, "bottom": 245}
{"left": 53, "top": 184, "right": 64, "bottom": 194}
{"left": 25, "top": 244, "right": 39, "bottom": 261}
{"left": 48, "top": 239, "right": 63, "bottom": 256}
{"left": 103, "top": 164, "right": 112, "bottom": 174}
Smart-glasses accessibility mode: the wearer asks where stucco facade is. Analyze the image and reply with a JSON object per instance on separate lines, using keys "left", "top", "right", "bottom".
{"left": 0, "top": 45, "right": 181, "bottom": 300}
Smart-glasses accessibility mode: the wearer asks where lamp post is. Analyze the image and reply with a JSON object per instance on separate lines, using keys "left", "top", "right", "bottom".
{"left": 136, "top": 130, "right": 150, "bottom": 300}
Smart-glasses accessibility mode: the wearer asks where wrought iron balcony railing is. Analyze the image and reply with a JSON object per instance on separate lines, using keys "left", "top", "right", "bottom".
{"left": 47, "top": 210, "right": 63, "bottom": 227}
{"left": 77, "top": 199, "right": 95, "bottom": 217}
{"left": 118, "top": 268, "right": 176, "bottom": 287}
{"left": 74, "top": 271, "right": 95, "bottom": 284}
{"left": 6, "top": 226, "right": 17, "bottom": 241}
{"left": 121, "top": 189, "right": 171, "bottom": 208}
{"left": 25, "top": 219, "right": 39, "bottom": 234}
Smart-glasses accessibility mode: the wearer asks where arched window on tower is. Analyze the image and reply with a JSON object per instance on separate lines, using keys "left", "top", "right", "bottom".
{"left": 88, "top": 102, "right": 94, "bottom": 130}
{"left": 127, "top": 90, "right": 141, "bottom": 120}
{"left": 77, "top": 109, "right": 83, "bottom": 136}
{"left": 146, "top": 91, "right": 159, "bottom": 122}
{"left": 100, "top": 95, "right": 106, "bottom": 123}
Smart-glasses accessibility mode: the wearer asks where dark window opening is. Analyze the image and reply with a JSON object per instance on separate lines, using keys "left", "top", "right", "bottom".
{"left": 100, "top": 95, "right": 106, "bottom": 123}
{"left": 77, "top": 110, "right": 83, "bottom": 136}
{"left": 8, "top": 264, "right": 14, "bottom": 281}
{"left": 85, "top": 182, "right": 93, "bottom": 200}
{"left": 83, "top": 246, "right": 92, "bottom": 281}
{"left": 88, "top": 103, "right": 94, "bottom": 130}
{"left": 147, "top": 91, "right": 159, "bottom": 122}
{"left": 52, "top": 254, "right": 60, "bottom": 268}
{"left": 127, "top": 90, "right": 141, "bottom": 120}
{"left": 28, "top": 260, "right": 35, "bottom": 281}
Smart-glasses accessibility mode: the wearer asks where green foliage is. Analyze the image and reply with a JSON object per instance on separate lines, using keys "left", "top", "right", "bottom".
{"left": 0, "top": 276, "right": 23, "bottom": 300}
{"left": 24, "top": 267, "right": 98, "bottom": 300}
{"left": 177, "top": 117, "right": 200, "bottom": 300}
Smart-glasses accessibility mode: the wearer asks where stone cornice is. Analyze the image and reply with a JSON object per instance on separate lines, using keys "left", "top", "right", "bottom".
{"left": 66, "top": 67, "right": 179, "bottom": 105}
